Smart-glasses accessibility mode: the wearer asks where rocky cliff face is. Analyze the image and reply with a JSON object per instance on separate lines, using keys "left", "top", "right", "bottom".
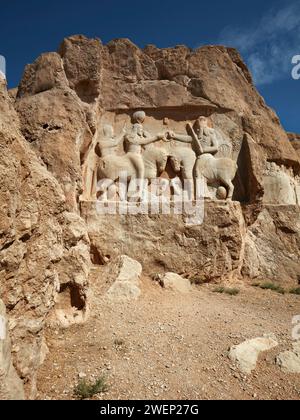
{"left": 0, "top": 77, "right": 90, "bottom": 398}
{"left": 288, "top": 132, "right": 300, "bottom": 159}
{"left": 1, "top": 35, "right": 300, "bottom": 398}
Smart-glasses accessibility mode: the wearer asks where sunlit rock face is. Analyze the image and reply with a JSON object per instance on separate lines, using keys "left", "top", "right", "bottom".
{"left": 1, "top": 35, "right": 300, "bottom": 398}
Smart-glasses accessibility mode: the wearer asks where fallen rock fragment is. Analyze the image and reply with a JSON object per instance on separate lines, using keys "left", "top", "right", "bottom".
{"left": 106, "top": 256, "right": 142, "bottom": 301}
{"left": 229, "top": 334, "right": 279, "bottom": 374}
{"left": 161, "top": 273, "right": 192, "bottom": 294}
{"left": 276, "top": 342, "right": 300, "bottom": 374}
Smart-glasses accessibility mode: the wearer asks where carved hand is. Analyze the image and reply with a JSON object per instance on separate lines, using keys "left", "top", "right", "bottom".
{"left": 166, "top": 130, "right": 175, "bottom": 139}
{"left": 157, "top": 132, "right": 167, "bottom": 141}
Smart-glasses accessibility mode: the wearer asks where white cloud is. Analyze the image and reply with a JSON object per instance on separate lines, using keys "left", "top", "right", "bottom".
{"left": 218, "top": 2, "right": 300, "bottom": 85}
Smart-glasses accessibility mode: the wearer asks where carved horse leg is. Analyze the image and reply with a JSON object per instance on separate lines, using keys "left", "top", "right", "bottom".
{"left": 222, "top": 178, "right": 234, "bottom": 201}
{"left": 97, "top": 178, "right": 116, "bottom": 201}
{"left": 194, "top": 164, "right": 207, "bottom": 200}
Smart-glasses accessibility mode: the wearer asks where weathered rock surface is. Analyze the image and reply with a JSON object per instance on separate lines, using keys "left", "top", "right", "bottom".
{"left": 229, "top": 334, "right": 279, "bottom": 374}
{"left": 276, "top": 342, "right": 300, "bottom": 374}
{"left": 82, "top": 200, "right": 245, "bottom": 282}
{"left": 1, "top": 34, "right": 300, "bottom": 398}
{"left": 0, "top": 78, "right": 90, "bottom": 397}
{"left": 0, "top": 300, "right": 25, "bottom": 400}
{"left": 242, "top": 206, "right": 300, "bottom": 285}
{"left": 288, "top": 132, "right": 300, "bottom": 159}
{"left": 106, "top": 255, "right": 142, "bottom": 301}
{"left": 160, "top": 273, "right": 192, "bottom": 294}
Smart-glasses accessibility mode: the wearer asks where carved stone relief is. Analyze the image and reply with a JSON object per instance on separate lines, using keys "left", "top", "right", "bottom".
{"left": 81, "top": 111, "right": 239, "bottom": 203}
{"left": 263, "top": 162, "right": 300, "bottom": 205}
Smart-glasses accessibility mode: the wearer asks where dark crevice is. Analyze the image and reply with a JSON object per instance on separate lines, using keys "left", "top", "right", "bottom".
{"left": 20, "top": 233, "right": 31, "bottom": 243}
{"left": 90, "top": 244, "right": 106, "bottom": 265}
{"left": 1, "top": 240, "right": 15, "bottom": 251}
{"left": 59, "top": 282, "right": 85, "bottom": 311}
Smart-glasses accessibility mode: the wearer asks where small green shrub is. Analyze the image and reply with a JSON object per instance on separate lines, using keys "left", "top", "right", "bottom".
{"left": 290, "top": 287, "right": 300, "bottom": 295}
{"left": 213, "top": 287, "right": 240, "bottom": 296}
{"left": 74, "top": 376, "right": 108, "bottom": 400}
{"left": 259, "top": 282, "right": 285, "bottom": 294}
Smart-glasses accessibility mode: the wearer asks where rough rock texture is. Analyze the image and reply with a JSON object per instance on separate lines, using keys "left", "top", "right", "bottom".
{"left": 160, "top": 273, "right": 192, "bottom": 294}
{"left": 0, "top": 300, "right": 25, "bottom": 400}
{"left": 242, "top": 206, "right": 300, "bottom": 285}
{"left": 106, "top": 255, "right": 142, "bottom": 301}
{"left": 0, "top": 78, "right": 90, "bottom": 397}
{"left": 276, "top": 342, "right": 300, "bottom": 374}
{"left": 288, "top": 132, "right": 300, "bottom": 159}
{"left": 229, "top": 334, "right": 279, "bottom": 374}
{"left": 1, "top": 35, "right": 300, "bottom": 398}
{"left": 82, "top": 200, "right": 245, "bottom": 282}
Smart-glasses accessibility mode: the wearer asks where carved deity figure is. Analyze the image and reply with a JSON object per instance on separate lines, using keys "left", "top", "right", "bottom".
{"left": 168, "top": 117, "right": 237, "bottom": 200}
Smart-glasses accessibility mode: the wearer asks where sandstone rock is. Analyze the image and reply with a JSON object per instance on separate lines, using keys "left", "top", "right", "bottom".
{"left": 276, "top": 342, "right": 300, "bottom": 374}
{"left": 160, "top": 273, "right": 192, "bottom": 294}
{"left": 229, "top": 334, "right": 279, "bottom": 374}
{"left": 106, "top": 256, "right": 142, "bottom": 301}
{"left": 0, "top": 300, "right": 25, "bottom": 400}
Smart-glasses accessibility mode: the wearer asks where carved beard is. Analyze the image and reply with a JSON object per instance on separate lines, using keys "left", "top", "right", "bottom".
{"left": 202, "top": 127, "right": 210, "bottom": 136}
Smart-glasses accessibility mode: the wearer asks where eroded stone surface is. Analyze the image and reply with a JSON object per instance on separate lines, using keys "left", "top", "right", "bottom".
{"left": 229, "top": 334, "right": 279, "bottom": 374}
{"left": 1, "top": 35, "right": 300, "bottom": 398}
{"left": 106, "top": 256, "right": 143, "bottom": 301}
{"left": 0, "top": 77, "right": 90, "bottom": 397}
{"left": 161, "top": 273, "right": 192, "bottom": 294}
{"left": 276, "top": 342, "right": 300, "bottom": 374}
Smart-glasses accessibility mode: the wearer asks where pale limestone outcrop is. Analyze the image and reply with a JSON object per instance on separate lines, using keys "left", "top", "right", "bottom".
{"left": 242, "top": 206, "right": 300, "bottom": 285}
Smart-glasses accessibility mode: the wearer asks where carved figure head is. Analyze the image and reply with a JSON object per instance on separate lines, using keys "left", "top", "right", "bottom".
{"left": 198, "top": 116, "right": 209, "bottom": 128}
{"left": 132, "top": 110, "right": 146, "bottom": 124}
{"left": 132, "top": 123, "right": 144, "bottom": 137}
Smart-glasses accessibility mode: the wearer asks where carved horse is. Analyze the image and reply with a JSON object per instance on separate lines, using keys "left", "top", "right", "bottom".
{"left": 96, "top": 146, "right": 168, "bottom": 200}
{"left": 167, "top": 146, "right": 196, "bottom": 199}
{"left": 194, "top": 154, "right": 238, "bottom": 200}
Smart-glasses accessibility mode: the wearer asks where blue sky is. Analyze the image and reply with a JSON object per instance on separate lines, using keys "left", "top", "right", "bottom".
{"left": 0, "top": 0, "right": 299, "bottom": 132}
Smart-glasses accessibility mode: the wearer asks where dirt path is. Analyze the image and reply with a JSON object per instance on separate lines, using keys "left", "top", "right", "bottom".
{"left": 37, "top": 274, "right": 300, "bottom": 400}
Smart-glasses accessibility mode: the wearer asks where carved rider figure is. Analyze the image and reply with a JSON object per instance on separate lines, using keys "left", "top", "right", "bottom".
{"left": 167, "top": 117, "right": 237, "bottom": 200}
{"left": 125, "top": 111, "right": 167, "bottom": 182}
